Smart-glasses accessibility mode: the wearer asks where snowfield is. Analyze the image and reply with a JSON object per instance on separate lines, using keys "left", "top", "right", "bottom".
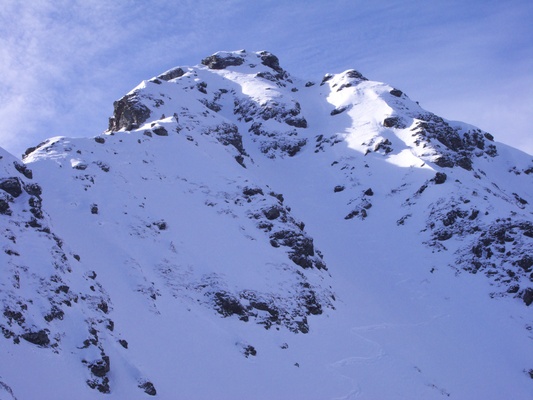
{"left": 1, "top": 50, "right": 532, "bottom": 399}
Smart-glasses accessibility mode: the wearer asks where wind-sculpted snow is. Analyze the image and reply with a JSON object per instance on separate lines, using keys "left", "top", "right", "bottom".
{"left": 1, "top": 50, "right": 532, "bottom": 399}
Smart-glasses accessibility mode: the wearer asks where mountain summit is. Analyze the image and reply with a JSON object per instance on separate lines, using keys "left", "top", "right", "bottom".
{"left": 1, "top": 50, "right": 532, "bottom": 399}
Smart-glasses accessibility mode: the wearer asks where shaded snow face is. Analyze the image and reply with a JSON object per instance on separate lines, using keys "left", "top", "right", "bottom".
{"left": 1, "top": 50, "right": 532, "bottom": 399}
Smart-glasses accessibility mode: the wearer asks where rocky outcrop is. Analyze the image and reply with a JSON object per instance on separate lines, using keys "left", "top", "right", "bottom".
{"left": 201, "top": 51, "right": 246, "bottom": 70}
{"left": 458, "top": 220, "right": 533, "bottom": 302}
{"left": 412, "top": 113, "right": 497, "bottom": 170}
{"left": 202, "top": 122, "right": 248, "bottom": 165}
{"left": 202, "top": 278, "right": 330, "bottom": 334}
{"left": 108, "top": 91, "right": 151, "bottom": 132}
{"left": 157, "top": 67, "right": 185, "bottom": 81}
{"left": 234, "top": 98, "right": 307, "bottom": 128}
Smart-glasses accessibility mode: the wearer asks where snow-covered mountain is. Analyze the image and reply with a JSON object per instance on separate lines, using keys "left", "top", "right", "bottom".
{"left": 1, "top": 50, "right": 532, "bottom": 399}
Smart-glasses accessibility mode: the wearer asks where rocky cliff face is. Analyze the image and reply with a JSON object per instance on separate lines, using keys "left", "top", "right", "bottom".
{"left": 1, "top": 50, "right": 532, "bottom": 399}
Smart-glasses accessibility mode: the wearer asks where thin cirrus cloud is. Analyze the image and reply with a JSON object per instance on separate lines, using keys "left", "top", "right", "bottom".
{"left": 0, "top": 0, "right": 531, "bottom": 157}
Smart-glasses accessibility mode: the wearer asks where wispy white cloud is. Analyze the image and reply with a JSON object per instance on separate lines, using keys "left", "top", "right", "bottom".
{"left": 0, "top": 0, "right": 531, "bottom": 156}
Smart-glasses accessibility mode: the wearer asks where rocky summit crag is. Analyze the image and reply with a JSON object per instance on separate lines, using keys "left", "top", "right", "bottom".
{"left": 1, "top": 50, "right": 532, "bottom": 399}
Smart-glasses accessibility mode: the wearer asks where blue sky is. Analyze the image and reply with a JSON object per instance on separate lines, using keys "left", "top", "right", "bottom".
{"left": 1, "top": 0, "right": 532, "bottom": 157}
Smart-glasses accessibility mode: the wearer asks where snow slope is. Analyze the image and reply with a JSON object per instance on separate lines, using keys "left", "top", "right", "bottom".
{"left": 1, "top": 50, "right": 532, "bottom": 399}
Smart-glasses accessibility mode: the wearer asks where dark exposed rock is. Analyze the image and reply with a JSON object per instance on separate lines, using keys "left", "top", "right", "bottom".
{"left": 243, "top": 187, "right": 264, "bottom": 197}
{"left": 241, "top": 295, "right": 278, "bottom": 329}
{"left": 269, "top": 192, "right": 284, "bottom": 203}
{"left": 28, "top": 197, "right": 43, "bottom": 220}
{"left": 256, "top": 71, "right": 279, "bottom": 83}
{"left": 14, "top": 162, "right": 33, "bottom": 179}
{"left": 265, "top": 137, "right": 306, "bottom": 157}
{"left": 213, "top": 291, "right": 248, "bottom": 321}
{"left": 27, "top": 217, "right": 42, "bottom": 229}
{"left": 55, "top": 285, "right": 70, "bottom": 294}
{"left": 94, "top": 137, "right": 105, "bottom": 144}
{"left": 485, "top": 144, "right": 498, "bottom": 157}
{"left": 364, "top": 188, "right": 374, "bottom": 196}
{"left": 435, "top": 230, "right": 453, "bottom": 241}
{"left": 107, "top": 320, "right": 114, "bottom": 331}
{"left": 258, "top": 51, "right": 284, "bottom": 73}
{"left": 243, "top": 344, "right": 257, "bottom": 357}
{"left": 153, "top": 220, "right": 167, "bottom": 230}
{"left": 446, "top": 219, "right": 533, "bottom": 302}
{"left": 302, "top": 290, "right": 322, "bottom": 315}
{"left": 331, "top": 105, "right": 348, "bottom": 116}
{"left": 24, "top": 182, "right": 42, "bottom": 197}
{"left": 270, "top": 230, "right": 325, "bottom": 270}
{"left": 521, "top": 222, "right": 533, "bottom": 238}
{"left": 196, "top": 81, "right": 207, "bottom": 94}
{"left": 87, "top": 377, "right": 110, "bottom": 394}
{"left": 432, "top": 172, "right": 447, "bottom": 184}
{"left": 374, "top": 138, "right": 393, "bottom": 154}
{"left": 152, "top": 126, "right": 168, "bottom": 136}
{"left": 507, "top": 284, "right": 520, "bottom": 294}
{"left": 200, "top": 98, "right": 222, "bottom": 112}
{"left": 4, "top": 309, "right": 24, "bottom": 325}
{"left": 205, "top": 283, "right": 329, "bottom": 334}
{"left": 295, "top": 317, "right": 310, "bottom": 334}
{"left": 285, "top": 115, "right": 308, "bottom": 128}
{"left": 456, "top": 157, "right": 473, "bottom": 171}
{"left": 345, "top": 69, "right": 367, "bottom": 81}
{"left": 522, "top": 288, "right": 533, "bottom": 306}
{"left": 383, "top": 117, "right": 401, "bottom": 128}
{"left": 97, "top": 301, "right": 109, "bottom": 314}
{"left": 73, "top": 163, "right": 87, "bottom": 171}
{"left": 390, "top": 89, "right": 403, "bottom": 97}
{"left": 22, "top": 330, "right": 50, "bottom": 346}
{"left": 321, "top": 74, "right": 333, "bottom": 85}
{"left": 119, "top": 339, "right": 128, "bottom": 349}
{"left": 434, "top": 156, "right": 455, "bottom": 168}
{"left": 315, "top": 134, "right": 343, "bottom": 153}
{"left": 442, "top": 209, "right": 468, "bottom": 227}
{"left": 334, "top": 185, "right": 345, "bottom": 193}
{"left": 236, "top": 96, "right": 307, "bottom": 134}
{"left": 201, "top": 52, "right": 245, "bottom": 70}
{"left": 204, "top": 123, "right": 247, "bottom": 159}
{"left": 517, "top": 255, "right": 533, "bottom": 272}
{"left": 157, "top": 67, "right": 185, "bottom": 81}
{"left": 139, "top": 380, "right": 157, "bottom": 396}
{"left": 413, "top": 114, "right": 497, "bottom": 171}
{"left": 0, "top": 199, "right": 11, "bottom": 215}
{"left": 90, "top": 204, "right": 99, "bottom": 214}
{"left": 247, "top": 122, "right": 307, "bottom": 158}
{"left": 44, "top": 306, "right": 64, "bottom": 322}
{"left": 513, "top": 193, "right": 528, "bottom": 205}
{"left": 23, "top": 140, "right": 49, "bottom": 159}
{"left": 249, "top": 300, "right": 279, "bottom": 320}
{"left": 108, "top": 91, "right": 151, "bottom": 132}
{"left": 344, "top": 210, "right": 359, "bottom": 220}
{"left": 90, "top": 356, "right": 110, "bottom": 378}
{"left": 467, "top": 208, "right": 479, "bottom": 220}
{"left": 264, "top": 206, "right": 281, "bottom": 220}
{"left": 0, "top": 178, "right": 23, "bottom": 198}
{"left": 95, "top": 161, "right": 110, "bottom": 172}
